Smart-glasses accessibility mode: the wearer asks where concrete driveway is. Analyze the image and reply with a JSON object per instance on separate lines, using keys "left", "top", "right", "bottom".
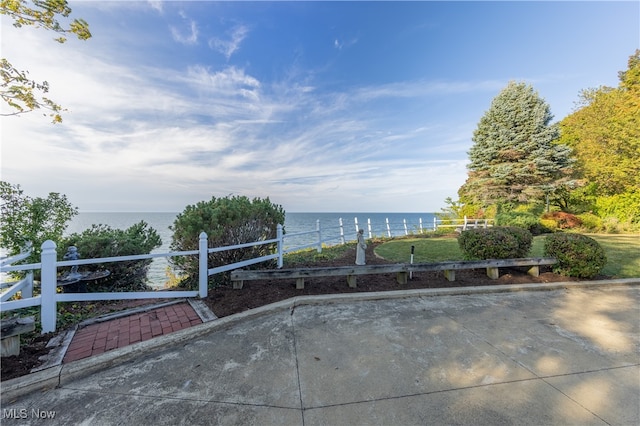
{"left": 2, "top": 282, "right": 639, "bottom": 425}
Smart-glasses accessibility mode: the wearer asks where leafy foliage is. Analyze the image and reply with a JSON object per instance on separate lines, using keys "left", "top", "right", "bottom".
{"left": 575, "top": 212, "right": 603, "bottom": 232}
{"left": 544, "top": 233, "right": 607, "bottom": 278}
{"left": 170, "top": 195, "right": 285, "bottom": 288}
{"left": 540, "top": 211, "right": 582, "bottom": 230}
{"left": 1, "top": 0, "right": 91, "bottom": 122}
{"left": 558, "top": 50, "right": 640, "bottom": 224}
{"left": 0, "top": 181, "right": 77, "bottom": 269}
{"left": 494, "top": 211, "right": 546, "bottom": 235}
{"left": 457, "top": 227, "right": 531, "bottom": 260}
{"left": 458, "top": 81, "right": 575, "bottom": 209}
{"left": 594, "top": 189, "right": 640, "bottom": 225}
{"left": 61, "top": 222, "right": 162, "bottom": 291}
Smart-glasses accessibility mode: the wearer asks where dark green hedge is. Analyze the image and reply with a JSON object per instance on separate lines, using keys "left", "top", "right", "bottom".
{"left": 458, "top": 226, "right": 532, "bottom": 260}
{"left": 544, "top": 233, "right": 607, "bottom": 278}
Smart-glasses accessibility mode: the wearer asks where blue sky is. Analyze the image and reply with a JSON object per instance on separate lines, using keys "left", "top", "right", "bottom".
{"left": 1, "top": 1, "right": 638, "bottom": 213}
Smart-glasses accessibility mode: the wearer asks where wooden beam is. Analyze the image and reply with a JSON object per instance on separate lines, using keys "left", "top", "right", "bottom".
{"left": 229, "top": 258, "right": 557, "bottom": 285}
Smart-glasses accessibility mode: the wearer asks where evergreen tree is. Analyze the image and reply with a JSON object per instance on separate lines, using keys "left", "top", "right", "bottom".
{"left": 459, "top": 81, "right": 574, "bottom": 209}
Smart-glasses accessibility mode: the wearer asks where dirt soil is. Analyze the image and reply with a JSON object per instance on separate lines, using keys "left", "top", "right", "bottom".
{"left": 2, "top": 241, "right": 584, "bottom": 382}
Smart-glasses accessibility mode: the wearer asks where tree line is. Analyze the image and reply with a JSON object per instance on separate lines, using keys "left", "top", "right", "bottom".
{"left": 450, "top": 50, "right": 639, "bottom": 232}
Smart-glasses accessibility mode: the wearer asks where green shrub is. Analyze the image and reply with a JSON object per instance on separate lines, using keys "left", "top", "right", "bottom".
{"left": 458, "top": 227, "right": 519, "bottom": 260}
{"left": 61, "top": 221, "right": 162, "bottom": 291}
{"left": 594, "top": 190, "right": 640, "bottom": 224}
{"left": 170, "top": 195, "right": 285, "bottom": 288}
{"left": 500, "top": 226, "right": 533, "bottom": 257}
{"left": 539, "top": 218, "right": 558, "bottom": 232}
{"left": 576, "top": 212, "right": 603, "bottom": 232}
{"left": 495, "top": 212, "right": 546, "bottom": 235}
{"left": 543, "top": 233, "right": 607, "bottom": 278}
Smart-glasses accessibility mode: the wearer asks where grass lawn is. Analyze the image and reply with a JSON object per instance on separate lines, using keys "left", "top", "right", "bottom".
{"left": 374, "top": 233, "right": 640, "bottom": 279}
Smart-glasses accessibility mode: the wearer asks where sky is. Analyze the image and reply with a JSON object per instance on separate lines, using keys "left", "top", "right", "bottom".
{"left": 1, "top": 1, "right": 638, "bottom": 213}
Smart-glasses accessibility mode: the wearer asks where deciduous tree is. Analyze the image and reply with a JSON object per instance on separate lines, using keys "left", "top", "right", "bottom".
{"left": 1, "top": 0, "right": 91, "bottom": 122}
{"left": 0, "top": 181, "right": 78, "bottom": 266}
{"left": 559, "top": 50, "right": 640, "bottom": 198}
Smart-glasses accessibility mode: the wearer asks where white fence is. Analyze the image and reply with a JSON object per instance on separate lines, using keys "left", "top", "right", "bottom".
{"left": 315, "top": 216, "right": 493, "bottom": 245}
{"left": 1, "top": 224, "right": 323, "bottom": 334}
{"left": 0, "top": 217, "right": 489, "bottom": 334}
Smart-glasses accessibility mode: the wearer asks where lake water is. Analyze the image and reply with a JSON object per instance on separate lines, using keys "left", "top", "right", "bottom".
{"left": 62, "top": 211, "right": 437, "bottom": 288}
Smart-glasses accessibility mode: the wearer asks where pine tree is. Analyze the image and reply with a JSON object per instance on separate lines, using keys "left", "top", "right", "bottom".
{"left": 459, "top": 81, "right": 574, "bottom": 208}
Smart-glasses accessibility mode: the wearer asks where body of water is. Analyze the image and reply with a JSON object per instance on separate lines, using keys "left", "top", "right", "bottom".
{"left": 61, "top": 212, "right": 436, "bottom": 289}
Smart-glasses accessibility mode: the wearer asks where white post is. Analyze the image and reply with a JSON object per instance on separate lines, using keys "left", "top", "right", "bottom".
{"left": 339, "top": 218, "right": 345, "bottom": 245}
{"left": 277, "top": 224, "right": 284, "bottom": 268}
{"left": 463, "top": 215, "right": 468, "bottom": 231}
{"left": 316, "top": 219, "right": 322, "bottom": 253}
{"left": 367, "top": 218, "right": 372, "bottom": 239}
{"left": 434, "top": 217, "right": 437, "bottom": 231}
{"left": 198, "top": 232, "right": 208, "bottom": 298}
{"left": 40, "top": 240, "right": 57, "bottom": 334}
{"left": 354, "top": 217, "right": 359, "bottom": 234}
{"left": 403, "top": 219, "right": 408, "bottom": 235}
{"left": 419, "top": 218, "right": 423, "bottom": 234}
{"left": 386, "top": 218, "right": 391, "bottom": 237}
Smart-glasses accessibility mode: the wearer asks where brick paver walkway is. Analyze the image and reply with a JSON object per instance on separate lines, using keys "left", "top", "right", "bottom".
{"left": 63, "top": 302, "right": 203, "bottom": 363}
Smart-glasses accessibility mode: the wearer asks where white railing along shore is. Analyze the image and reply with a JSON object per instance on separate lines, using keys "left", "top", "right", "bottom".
{"left": 1, "top": 217, "right": 490, "bottom": 333}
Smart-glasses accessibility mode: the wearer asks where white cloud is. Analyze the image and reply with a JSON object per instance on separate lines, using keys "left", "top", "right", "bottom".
{"left": 0, "top": 17, "right": 479, "bottom": 212}
{"left": 148, "top": 1, "right": 163, "bottom": 14}
{"left": 170, "top": 12, "right": 198, "bottom": 45}
{"left": 208, "top": 24, "right": 249, "bottom": 59}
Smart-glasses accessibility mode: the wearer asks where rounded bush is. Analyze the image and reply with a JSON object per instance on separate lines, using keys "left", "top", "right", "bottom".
{"left": 62, "top": 221, "right": 162, "bottom": 291}
{"left": 500, "top": 226, "right": 533, "bottom": 257}
{"left": 543, "top": 233, "right": 607, "bottom": 278}
{"left": 170, "top": 195, "right": 285, "bottom": 288}
{"left": 458, "top": 227, "right": 520, "bottom": 260}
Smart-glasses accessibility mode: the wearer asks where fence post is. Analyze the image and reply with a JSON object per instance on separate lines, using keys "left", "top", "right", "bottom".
{"left": 198, "top": 232, "right": 208, "bottom": 298}
{"left": 354, "top": 217, "right": 359, "bottom": 234}
{"left": 434, "top": 217, "right": 437, "bottom": 231}
{"left": 403, "top": 219, "right": 408, "bottom": 235}
{"left": 367, "top": 218, "right": 372, "bottom": 239}
{"left": 419, "top": 218, "right": 423, "bottom": 234}
{"left": 463, "top": 215, "right": 468, "bottom": 231}
{"left": 316, "top": 220, "right": 322, "bottom": 253}
{"left": 386, "top": 218, "right": 391, "bottom": 237}
{"left": 277, "top": 224, "right": 284, "bottom": 268}
{"left": 339, "top": 218, "right": 345, "bottom": 245}
{"left": 40, "top": 240, "right": 57, "bottom": 334}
